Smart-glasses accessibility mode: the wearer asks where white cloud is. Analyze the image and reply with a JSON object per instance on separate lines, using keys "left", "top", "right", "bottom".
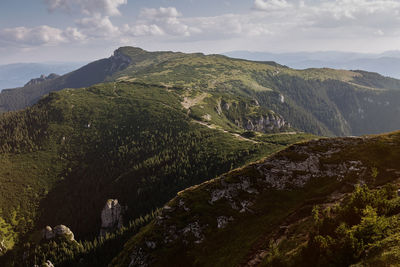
{"left": 139, "top": 6, "right": 181, "bottom": 19}
{"left": 4, "top": 1, "right": 400, "bottom": 54}
{"left": 126, "top": 7, "right": 192, "bottom": 37}
{"left": 64, "top": 27, "right": 86, "bottom": 41}
{"left": 0, "top": 25, "right": 84, "bottom": 46}
{"left": 44, "top": 0, "right": 127, "bottom": 16}
{"left": 253, "top": 0, "right": 292, "bottom": 11}
{"left": 185, "top": 13, "right": 274, "bottom": 39}
{"left": 76, "top": 15, "right": 120, "bottom": 38}
{"left": 123, "top": 24, "right": 164, "bottom": 37}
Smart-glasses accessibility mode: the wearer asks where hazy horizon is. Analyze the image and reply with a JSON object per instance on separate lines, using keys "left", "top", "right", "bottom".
{"left": 2, "top": 0, "right": 400, "bottom": 64}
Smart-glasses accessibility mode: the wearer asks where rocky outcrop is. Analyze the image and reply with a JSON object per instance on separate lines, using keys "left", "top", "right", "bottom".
{"left": 109, "top": 49, "right": 132, "bottom": 73}
{"left": 43, "top": 260, "right": 55, "bottom": 267}
{"left": 42, "top": 225, "right": 74, "bottom": 241}
{"left": 124, "top": 137, "right": 374, "bottom": 265}
{"left": 217, "top": 216, "right": 234, "bottom": 229}
{"left": 242, "top": 113, "right": 287, "bottom": 132}
{"left": 100, "top": 199, "right": 124, "bottom": 237}
{"left": 129, "top": 247, "right": 150, "bottom": 267}
{"left": 0, "top": 239, "right": 6, "bottom": 255}
{"left": 25, "top": 73, "right": 60, "bottom": 86}
{"left": 33, "top": 260, "right": 54, "bottom": 267}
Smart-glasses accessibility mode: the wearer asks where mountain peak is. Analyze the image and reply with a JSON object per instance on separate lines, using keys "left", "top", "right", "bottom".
{"left": 114, "top": 46, "right": 147, "bottom": 57}
{"left": 24, "top": 73, "right": 60, "bottom": 86}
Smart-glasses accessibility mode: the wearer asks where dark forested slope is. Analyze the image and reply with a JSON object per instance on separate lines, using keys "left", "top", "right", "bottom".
{"left": 113, "top": 131, "right": 400, "bottom": 267}
{"left": 0, "top": 80, "right": 314, "bottom": 266}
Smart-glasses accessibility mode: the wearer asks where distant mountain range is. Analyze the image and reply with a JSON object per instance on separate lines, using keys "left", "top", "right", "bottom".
{"left": 224, "top": 51, "right": 400, "bottom": 79}
{"left": 0, "top": 62, "right": 86, "bottom": 91}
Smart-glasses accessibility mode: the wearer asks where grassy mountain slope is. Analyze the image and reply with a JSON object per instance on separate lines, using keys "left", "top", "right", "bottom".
{"left": 0, "top": 79, "right": 315, "bottom": 266}
{"left": 112, "top": 131, "right": 400, "bottom": 266}
{"left": 3, "top": 47, "right": 400, "bottom": 136}
{"left": 112, "top": 48, "right": 400, "bottom": 136}
{"left": 2, "top": 47, "right": 400, "bottom": 266}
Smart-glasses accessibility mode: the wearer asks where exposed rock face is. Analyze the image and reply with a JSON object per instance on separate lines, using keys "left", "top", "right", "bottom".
{"left": 243, "top": 113, "right": 287, "bottom": 132}
{"left": 42, "top": 225, "right": 74, "bottom": 241}
{"left": 100, "top": 199, "right": 123, "bottom": 237}
{"left": 256, "top": 138, "right": 367, "bottom": 190}
{"left": 109, "top": 49, "right": 132, "bottom": 73}
{"left": 25, "top": 73, "right": 60, "bottom": 86}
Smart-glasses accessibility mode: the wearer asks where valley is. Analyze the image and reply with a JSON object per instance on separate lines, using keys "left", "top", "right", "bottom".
{"left": 0, "top": 47, "right": 400, "bottom": 266}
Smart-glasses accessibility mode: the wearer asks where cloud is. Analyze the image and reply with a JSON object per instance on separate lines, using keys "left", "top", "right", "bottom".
{"left": 250, "top": 0, "right": 400, "bottom": 34}
{"left": 122, "top": 24, "right": 164, "bottom": 37}
{"left": 125, "top": 7, "right": 192, "bottom": 37}
{"left": 253, "top": 0, "right": 292, "bottom": 11}
{"left": 44, "top": 0, "right": 127, "bottom": 16}
{"left": 0, "top": 25, "right": 85, "bottom": 46}
{"left": 76, "top": 15, "right": 120, "bottom": 38}
{"left": 4, "top": 1, "right": 400, "bottom": 54}
{"left": 185, "top": 13, "right": 274, "bottom": 39}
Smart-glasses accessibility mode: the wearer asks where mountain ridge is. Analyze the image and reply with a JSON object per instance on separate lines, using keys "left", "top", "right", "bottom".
{"left": 3, "top": 47, "right": 400, "bottom": 137}
{"left": 224, "top": 50, "right": 400, "bottom": 79}
{"left": 2, "top": 46, "right": 400, "bottom": 266}
{"left": 111, "top": 130, "right": 400, "bottom": 266}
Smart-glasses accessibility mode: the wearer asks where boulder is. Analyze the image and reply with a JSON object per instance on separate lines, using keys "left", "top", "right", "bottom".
{"left": 100, "top": 199, "right": 124, "bottom": 237}
{"left": 42, "top": 225, "right": 74, "bottom": 241}
{"left": 43, "top": 260, "right": 54, "bottom": 267}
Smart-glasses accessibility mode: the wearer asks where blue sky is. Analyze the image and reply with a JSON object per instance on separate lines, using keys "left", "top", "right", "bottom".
{"left": 1, "top": 0, "right": 400, "bottom": 64}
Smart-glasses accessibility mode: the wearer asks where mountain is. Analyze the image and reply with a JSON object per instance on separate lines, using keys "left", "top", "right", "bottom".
{"left": 111, "top": 131, "right": 400, "bottom": 267}
{"left": 0, "top": 69, "right": 314, "bottom": 266}
{"left": 3, "top": 47, "right": 400, "bottom": 137}
{"left": 2, "top": 46, "right": 400, "bottom": 266}
{"left": 0, "top": 62, "right": 85, "bottom": 91}
{"left": 224, "top": 51, "right": 400, "bottom": 79}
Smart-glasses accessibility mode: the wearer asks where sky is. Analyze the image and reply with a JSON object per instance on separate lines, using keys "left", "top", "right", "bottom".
{"left": 1, "top": 0, "right": 400, "bottom": 64}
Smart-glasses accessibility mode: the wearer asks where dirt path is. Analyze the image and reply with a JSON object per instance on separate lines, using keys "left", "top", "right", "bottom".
{"left": 181, "top": 93, "right": 208, "bottom": 109}
{"left": 192, "top": 120, "right": 258, "bottom": 144}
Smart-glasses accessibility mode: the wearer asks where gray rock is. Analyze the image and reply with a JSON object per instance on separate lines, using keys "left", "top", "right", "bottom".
{"left": 42, "top": 225, "right": 74, "bottom": 241}
{"left": 43, "top": 260, "right": 55, "bottom": 267}
{"left": 129, "top": 247, "right": 149, "bottom": 267}
{"left": 217, "top": 216, "right": 234, "bottom": 229}
{"left": 25, "top": 73, "right": 60, "bottom": 86}
{"left": 0, "top": 239, "right": 7, "bottom": 255}
{"left": 243, "top": 113, "right": 287, "bottom": 133}
{"left": 109, "top": 50, "right": 132, "bottom": 73}
{"left": 43, "top": 226, "right": 55, "bottom": 240}
{"left": 145, "top": 241, "right": 156, "bottom": 249}
{"left": 100, "top": 199, "right": 123, "bottom": 237}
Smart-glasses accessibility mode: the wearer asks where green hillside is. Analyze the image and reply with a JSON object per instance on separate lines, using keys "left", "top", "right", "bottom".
{"left": 0, "top": 79, "right": 314, "bottom": 266}
{"left": 3, "top": 47, "right": 400, "bottom": 136}
{"left": 112, "top": 131, "right": 400, "bottom": 267}
{"left": 2, "top": 46, "right": 400, "bottom": 266}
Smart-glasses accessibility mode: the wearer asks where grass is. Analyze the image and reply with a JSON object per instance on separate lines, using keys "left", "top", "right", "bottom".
{"left": 111, "top": 130, "right": 400, "bottom": 267}
{"left": 0, "top": 80, "right": 315, "bottom": 265}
